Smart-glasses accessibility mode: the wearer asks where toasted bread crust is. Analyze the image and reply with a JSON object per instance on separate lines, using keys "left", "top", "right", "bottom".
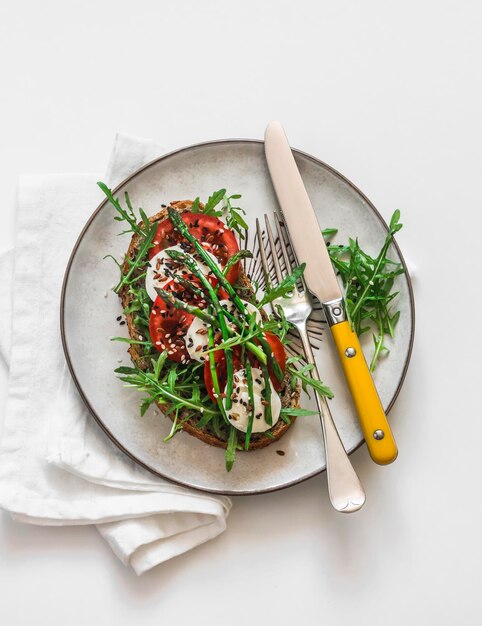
{"left": 119, "top": 200, "right": 300, "bottom": 450}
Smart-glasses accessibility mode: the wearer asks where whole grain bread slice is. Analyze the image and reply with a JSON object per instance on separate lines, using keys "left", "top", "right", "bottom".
{"left": 118, "top": 200, "right": 300, "bottom": 450}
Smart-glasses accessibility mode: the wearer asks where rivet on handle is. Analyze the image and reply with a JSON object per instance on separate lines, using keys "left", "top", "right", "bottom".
{"left": 345, "top": 347, "right": 356, "bottom": 358}
{"left": 373, "top": 429, "right": 385, "bottom": 440}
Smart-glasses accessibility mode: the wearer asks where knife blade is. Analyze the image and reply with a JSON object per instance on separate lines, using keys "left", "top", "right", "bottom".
{"left": 264, "top": 121, "right": 398, "bottom": 465}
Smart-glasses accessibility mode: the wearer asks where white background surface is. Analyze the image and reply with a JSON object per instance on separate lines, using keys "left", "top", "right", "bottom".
{"left": 0, "top": 1, "right": 480, "bottom": 624}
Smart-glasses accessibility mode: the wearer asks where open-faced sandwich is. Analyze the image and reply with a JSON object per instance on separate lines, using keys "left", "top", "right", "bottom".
{"left": 101, "top": 185, "right": 314, "bottom": 470}
{"left": 100, "top": 182, "right": 405, "bottom": 471}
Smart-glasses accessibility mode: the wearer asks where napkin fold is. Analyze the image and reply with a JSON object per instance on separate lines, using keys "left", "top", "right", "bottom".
{"left": 0, "top": 134, "right": 231, "bottom": 575}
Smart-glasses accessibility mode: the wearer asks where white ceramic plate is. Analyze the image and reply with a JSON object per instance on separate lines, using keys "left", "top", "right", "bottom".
{"left": 61, "top": 140, "right": 414, "bottom": 495}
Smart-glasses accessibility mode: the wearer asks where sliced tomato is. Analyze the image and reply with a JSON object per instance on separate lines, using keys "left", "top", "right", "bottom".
{"left": 264, "top": 332, "right": 286, "bottom": 392}
{"left": 203, "top": 334, "right": 286, "bottom": 403}
{"left": 149, "top": 281, "right": 208, "bottom": 362}
{"left": 149, "top": 212, "right": 240, "bottom": 285}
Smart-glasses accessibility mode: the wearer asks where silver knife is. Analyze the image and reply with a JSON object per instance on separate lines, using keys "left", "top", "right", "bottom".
{"left": 264, "top": 121, "right": 398, "bottom": 465}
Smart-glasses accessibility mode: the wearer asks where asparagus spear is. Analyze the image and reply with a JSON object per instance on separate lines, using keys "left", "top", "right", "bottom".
{"left": 167, "top": 207, "right": 284, "bottom": 383}
{"left": 167, "top": 249, "right": 235, "bottom": 410}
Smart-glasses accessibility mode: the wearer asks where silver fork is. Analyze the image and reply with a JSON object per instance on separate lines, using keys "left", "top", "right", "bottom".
{"left": 257, "top": 213, "right": 366, "bottom": 513}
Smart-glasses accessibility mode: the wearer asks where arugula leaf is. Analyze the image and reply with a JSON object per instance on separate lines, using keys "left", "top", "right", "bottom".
{"left": 272, "top": 304, "right": 292, "bottom": 342}
{"left": 280, "top": 407, "right": 319, "bottom": 417}
{"left": 140, "top": 396, "right": 155, "bottom": 417}
{"left": 326, "top": 210, "right": 404, "bottom": 370}
{"left": 287, "top": 364, "right": 334, "bottom": 399}
{"left": 98, "top": 182, "right": 145, "bottom": 237}
{"left": 225, "top": 200, "right": 248, "bottom": 239}
{"left": 203, "top": 188, "right": 226, "bottom": 214}
{"left": 112, "top": 336, "right": 153, "bottom": 347}
{"left": 227, "top": 208, "right": 248, "bottom": 232}
{"left": 139, "top": 207, "right": 151, "bottom": 231}
{"left": 163, "top": 409, "right": 183, "bottom": 442}
{"left": 113, "top": 221, "right": 158, "bottom": 293}
{"left": 258, "top": 263, "right": 306, "bottom": 307}
{"left": 115, "top": 360, "right": 221, "bottom": 419}
{"left": 152, "top": 350, "right": 168, "bottom": 379}
{"left": 115, "top": 366, "right": 139, "bottom": 375}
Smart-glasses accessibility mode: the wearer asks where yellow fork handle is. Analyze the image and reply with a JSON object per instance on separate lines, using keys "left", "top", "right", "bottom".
{"left": 330, "top": 320, "right": 398, "bottom": 465}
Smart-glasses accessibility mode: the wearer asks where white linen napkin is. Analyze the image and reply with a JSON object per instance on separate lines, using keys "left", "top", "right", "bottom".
{"left": 0, "top": 134, "right": 231, "bottom": 575}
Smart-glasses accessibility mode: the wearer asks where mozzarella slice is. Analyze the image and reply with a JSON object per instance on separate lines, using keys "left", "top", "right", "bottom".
{"left": 184, "top": 299, "right": 262, "bottom": 362}
{"left": 223, "top": 367, "right": 281, "bottom": 434}
{"left": 185, "top": 317, "right": 210, "bottom": 362}
{"left": 218, "top": 299, "right": 262, "bottom": 325}
{"left": 145, "top": 244, "right": 221, "bottom": 302}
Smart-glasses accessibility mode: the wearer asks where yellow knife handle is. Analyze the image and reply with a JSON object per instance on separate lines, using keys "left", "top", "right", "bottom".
{"left": 330, "top": 320, "right": 398, "bottom": 465}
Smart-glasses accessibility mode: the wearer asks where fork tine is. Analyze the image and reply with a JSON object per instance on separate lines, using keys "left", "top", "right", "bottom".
{"left": 274, "top": 211, "right": 309, "bottom": 294}
{"left": 274, "top": 212, "right": 294, "bottom": 276}
{"left": 264, "top": 214, "right": 283, "bottom": 284}
{"left": 255, "top": 218, "right": 271, "bottom": 290}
